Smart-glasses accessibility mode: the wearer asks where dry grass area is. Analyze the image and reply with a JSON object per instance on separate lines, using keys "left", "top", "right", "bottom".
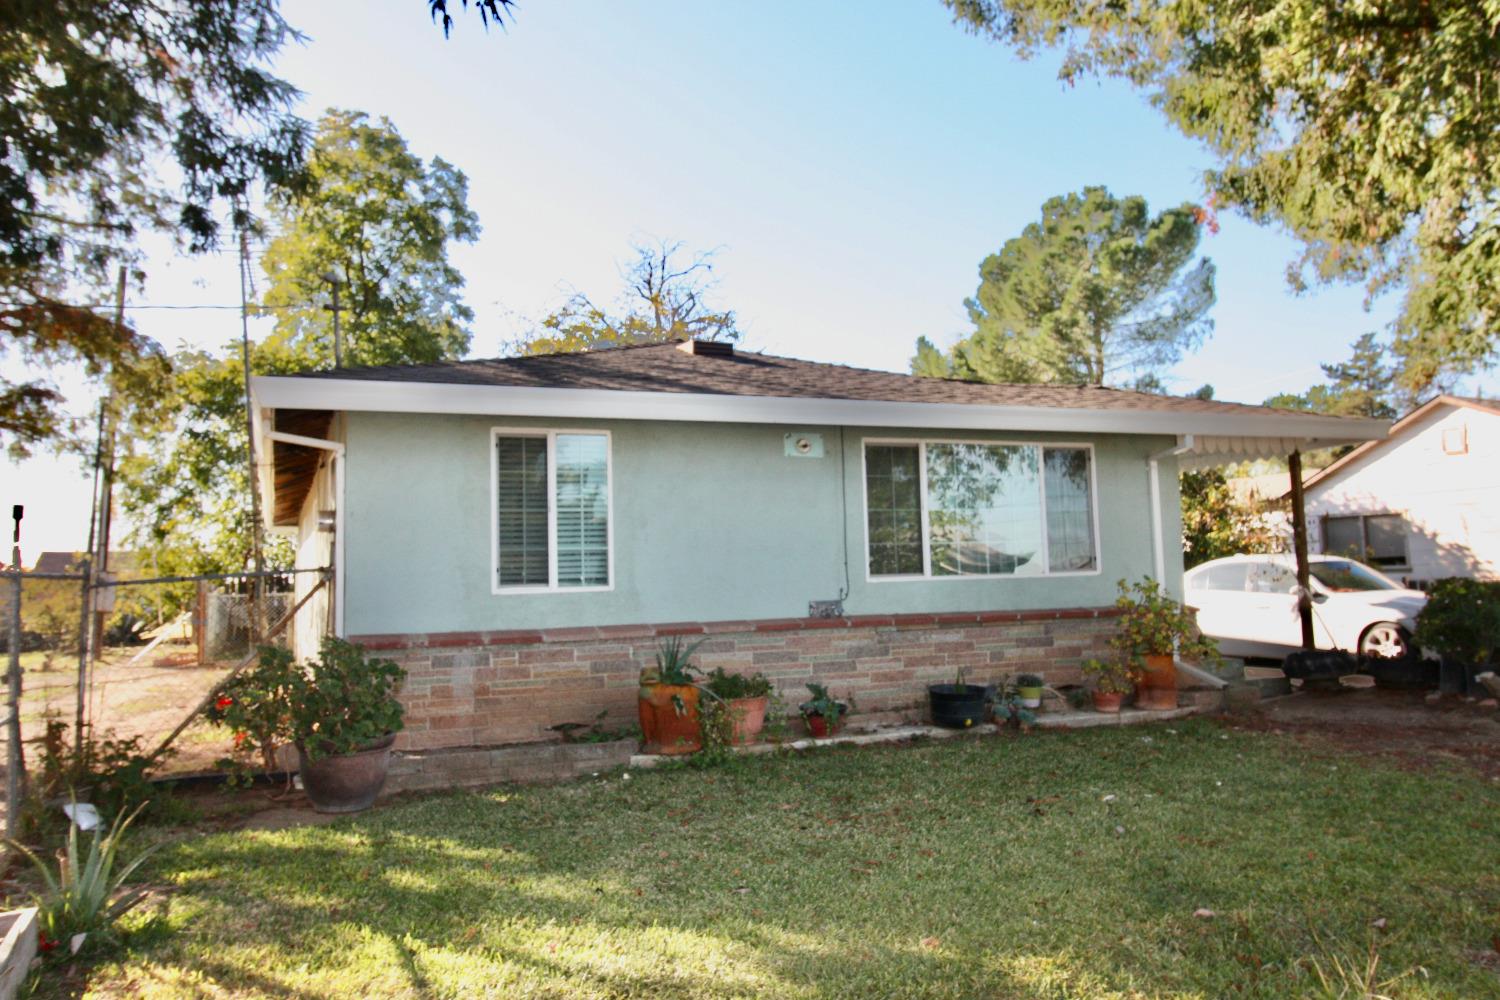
{"left": 9, "top": 646, "right": 237, "bottom": 774}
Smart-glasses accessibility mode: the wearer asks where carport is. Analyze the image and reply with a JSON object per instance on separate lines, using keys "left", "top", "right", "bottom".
{"left": 1147, "top": 421, "right": 1389, "bottom": 651}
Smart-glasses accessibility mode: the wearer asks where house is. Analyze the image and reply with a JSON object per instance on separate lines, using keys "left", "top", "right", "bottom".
{"left": 1300, "top": 395, "right": 1500, "bottom": 587}
{"left": 249, "top": 341, "right": 1386, "bottom": 750}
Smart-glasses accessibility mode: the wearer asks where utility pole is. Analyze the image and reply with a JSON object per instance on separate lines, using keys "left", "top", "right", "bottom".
{"left": 8, "top": 505, "right": 26, "bottom": 839}
{"left": 90, "top": 265, "right": 127, "bottom": 662}
{"left": 322, "top": 270, "right": 344, "bottom": 368}
{"left": 239, "top": 230, "right": 266, "bottom": 639}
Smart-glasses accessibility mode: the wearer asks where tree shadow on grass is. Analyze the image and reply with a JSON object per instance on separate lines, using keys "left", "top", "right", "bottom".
{"left": 65, "top": 728, "right": 1500, "bottom": 998}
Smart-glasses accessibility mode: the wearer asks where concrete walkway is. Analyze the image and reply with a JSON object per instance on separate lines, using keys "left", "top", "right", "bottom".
{"left": 630, "top": 704, "right": 1207, "bottom": 768}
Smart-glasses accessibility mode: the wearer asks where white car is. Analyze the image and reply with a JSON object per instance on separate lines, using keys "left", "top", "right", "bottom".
{"left": 1184, "top": 554, "right": 1427, "bottom": 660}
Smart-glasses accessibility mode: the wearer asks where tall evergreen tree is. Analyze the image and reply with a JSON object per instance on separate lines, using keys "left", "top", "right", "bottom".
{"left": 944, "top": 1, "right": 1500, "bottom": 396}
{"left": 1265, "top": 334, "right": 1401, "bottom": 420}
{"left": 914, "top": 187, "right": 1215, "bottom": 387}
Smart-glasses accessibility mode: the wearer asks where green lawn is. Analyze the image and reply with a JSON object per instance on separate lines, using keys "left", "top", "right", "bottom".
{"left": 61, "top": 721, "right": 1500, "bottom": 998}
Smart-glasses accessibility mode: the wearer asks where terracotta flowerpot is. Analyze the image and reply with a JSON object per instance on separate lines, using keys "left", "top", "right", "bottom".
{"left": 297, "top": 732, "right": 396, "bottom": 814}
{"left": 803, "top": 710, "right": 846, "bottom": 739}
{"left": 1134, "top": 653, "right": 1178, "bottom": 710}
{"left": 1091, "top": 690, "right": 1124, "bottom": 714}
{"left": 727, "top": 695, "right": 769, "bottom": 745}
{"left": 638, "top": 683, "right": 702, "bottom": 754}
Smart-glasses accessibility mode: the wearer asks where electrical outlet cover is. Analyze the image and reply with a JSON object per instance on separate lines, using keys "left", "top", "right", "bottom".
{"left": 784, "top": 432, "right": 825, "bottom": 458}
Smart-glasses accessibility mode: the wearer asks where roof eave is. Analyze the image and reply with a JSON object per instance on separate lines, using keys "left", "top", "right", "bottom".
{"left": 249, "top": 374, "right": 1390, "bottom": 443}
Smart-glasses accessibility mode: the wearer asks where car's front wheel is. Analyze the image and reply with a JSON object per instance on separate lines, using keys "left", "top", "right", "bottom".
{"left": 1359, "top": 622, "right": 1410, "bottom": 660}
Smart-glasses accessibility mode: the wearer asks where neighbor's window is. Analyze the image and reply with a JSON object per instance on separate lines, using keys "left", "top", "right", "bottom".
{"left": 495, "top": 431, "right": 610, "bottom": 590}
{"left": 864, "top": 441, "right": 1097, "bottom": 578}
{"left": 1322, "top": 513, "right": 1409, "bottom": 570}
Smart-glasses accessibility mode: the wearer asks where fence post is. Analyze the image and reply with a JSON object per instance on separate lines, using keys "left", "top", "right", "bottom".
{"left": 74, "top": 555, "right": 92, "bottom": 756}
{"left": 195, "top": 580, "right": 208, "bottom": 666}
{"left": 7, "top": 515, "right": 26, "bottom": 840}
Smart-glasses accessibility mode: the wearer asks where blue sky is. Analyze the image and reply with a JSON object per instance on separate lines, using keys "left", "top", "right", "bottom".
{"left": 6, "top": 0, "right": 1489, "bottom": 556}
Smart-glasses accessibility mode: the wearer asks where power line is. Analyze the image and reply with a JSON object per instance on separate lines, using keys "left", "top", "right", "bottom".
{"left": 0, "top": 301, "right": 316, "bottom": 311}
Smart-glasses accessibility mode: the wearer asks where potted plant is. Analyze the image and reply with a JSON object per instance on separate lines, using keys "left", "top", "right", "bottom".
{"left": 992, "top": 690, "right": 1037, "bottom": 733}
{"left": 1110, "top": 577, "right": 1220, "bottom": 711}
{"left": 798, "top": 683, "right": 850, "bottom": 738}
{"left": 638, "top": 637, "right": 704, "bottom": 754}
{"left": 289, "top": 639, "right": 406, "bottom": 813}
{"left": 702, "top": 668, "right": 774, "bottom": 744}
{"left": 1080, "top": 657, "right": 1132, "bottom": 713}
{"left": 215, "top": 638, "right": 407, "bottom": 813}
{"left": 927, "top": 667, "right": 994, "bottom": 729}
{"left": 1014, "top": 673, "right": 1045, "bottom": 709}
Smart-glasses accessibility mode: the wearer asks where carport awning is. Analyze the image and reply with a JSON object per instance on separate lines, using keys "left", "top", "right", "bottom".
{"left": 1175, "top": 434, "right": 1366, "bottom": 470}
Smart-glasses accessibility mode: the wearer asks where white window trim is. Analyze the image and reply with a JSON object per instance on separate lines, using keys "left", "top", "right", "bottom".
{"left": 490, "top": 427, "right": 615, "bottom": 595}
{"left": 860, "top": 436, "right": 1103, "bottom": 583}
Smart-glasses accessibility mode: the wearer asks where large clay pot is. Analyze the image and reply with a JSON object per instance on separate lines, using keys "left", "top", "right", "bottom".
{"left": 727, "top": 695, "right": 769, "bottom": 745}
{"left": 297, "top": 732, "right": 396, "bottom": 814}
{"left": 1092, "top": 690, "right": 1124, "bottom": 714}
{"left": 638, "top": 683, "right": 701, "bottom": 754}
{"left": 1134, "top": 654, "right": 1178, "bottom": 710}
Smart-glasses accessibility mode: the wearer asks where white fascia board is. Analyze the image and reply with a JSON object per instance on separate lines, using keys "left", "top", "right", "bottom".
{"left": 249, "top": 375, "right": 1391, "bottom": 443}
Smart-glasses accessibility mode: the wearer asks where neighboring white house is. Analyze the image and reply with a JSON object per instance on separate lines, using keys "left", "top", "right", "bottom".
{"left": 1300, "top": 395, "right": 1500, "bottom": 587}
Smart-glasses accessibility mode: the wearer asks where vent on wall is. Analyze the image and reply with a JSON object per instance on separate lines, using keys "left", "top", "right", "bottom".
{"left": 1441, "top": 425, "right": 1468, "bottom": 455}
{"left": 676, "top": 339, "right": 735, "bottom": 357}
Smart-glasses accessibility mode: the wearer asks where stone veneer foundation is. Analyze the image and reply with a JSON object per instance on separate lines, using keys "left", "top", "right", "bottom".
{"left": 354, "top": 608, "right": 1121, "bottom": 752}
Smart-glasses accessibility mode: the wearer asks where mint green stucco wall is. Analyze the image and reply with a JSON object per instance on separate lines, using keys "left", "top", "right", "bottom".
{"left": 340, "top": 412, "right": 1183, "bottom": 635}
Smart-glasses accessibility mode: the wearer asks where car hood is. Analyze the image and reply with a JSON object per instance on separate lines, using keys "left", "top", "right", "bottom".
{"left": 1328, "top": 589, "right": 1427, "bottom": 623}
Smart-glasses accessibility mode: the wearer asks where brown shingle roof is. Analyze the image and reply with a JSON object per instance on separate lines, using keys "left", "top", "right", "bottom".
{"left": 291, "top": 342, "right": 1367, "bottom": 421}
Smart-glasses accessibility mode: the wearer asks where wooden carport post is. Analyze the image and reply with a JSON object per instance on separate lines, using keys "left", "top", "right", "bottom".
{"left": 1287, "top": 449, "right": 1317, "bottom": 651}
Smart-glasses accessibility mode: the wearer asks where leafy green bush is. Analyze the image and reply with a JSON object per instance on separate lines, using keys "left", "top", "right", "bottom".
{"left": 1081, "top": 657, "right": 1133, "bottom": 695}
{"left": 29, "top": 717, "right": 172, "bottom": 824}
{"left": 1415, "top": 577, "right": 1500, "bottom": 667}
{"left": 1110, "top": 577, "right": 1221, "bottom": 667}
{"left": 209, "top": 638, "right": 406, "bottom": 769}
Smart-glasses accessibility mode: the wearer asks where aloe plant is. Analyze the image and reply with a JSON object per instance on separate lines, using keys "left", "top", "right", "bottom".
{"left": 9, "top": 801, "right": 159, "bottom": 949}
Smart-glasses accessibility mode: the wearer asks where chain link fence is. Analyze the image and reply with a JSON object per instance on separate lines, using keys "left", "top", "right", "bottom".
{"left": 4, "top": 567, "right": 328, "bottom": 783}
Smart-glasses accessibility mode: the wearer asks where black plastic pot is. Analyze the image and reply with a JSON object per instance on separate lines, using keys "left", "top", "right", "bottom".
{"left": 1366, "top": 655, "right": 1439, "bottom": 691}
{"left": 928, "top": 683, "right": 994, "bottom": 729}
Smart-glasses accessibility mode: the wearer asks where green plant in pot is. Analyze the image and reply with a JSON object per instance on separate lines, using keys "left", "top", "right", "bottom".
{"left": 213, "top": 638, "right": 406, "bottom": 813}
{"left": 1110, "top": 577, "right": 1220, "bottom": 711}
{"left": 1014, "top": 673, "right": 1045, "bottom": 709}
{"left": 638, "top": 637, "right": 704, "bottom": 754}
{"left": 798, "top": 682, "right": 851, "bottom": 738}
{"left": 702, "top": 668, "right": 773, "bottom": 745}
{"left": 1080, "top": 657, "right": 1132, "bottom": 713}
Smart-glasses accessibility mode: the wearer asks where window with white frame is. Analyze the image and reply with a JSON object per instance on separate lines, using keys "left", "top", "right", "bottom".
{"left": 1322, "top": 513, "right": 1409, "bottom": 570}
{"left": 864, "top": 441, "right": 1098, "bottom": 578}
{"left": 493, "top": 430, "right": 610, "bottom": 590}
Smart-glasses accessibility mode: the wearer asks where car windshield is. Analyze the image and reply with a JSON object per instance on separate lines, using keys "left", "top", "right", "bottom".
{"left": 1309, "top": 560, "right": 1400, "bottom": 593}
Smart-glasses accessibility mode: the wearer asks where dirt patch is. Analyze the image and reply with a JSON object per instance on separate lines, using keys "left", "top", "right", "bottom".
{"left": 1225, "top": 688, "right": 1500, "bottom": 780}
{"left": 12, "top": 645, "right": 238, "bottom": 774}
